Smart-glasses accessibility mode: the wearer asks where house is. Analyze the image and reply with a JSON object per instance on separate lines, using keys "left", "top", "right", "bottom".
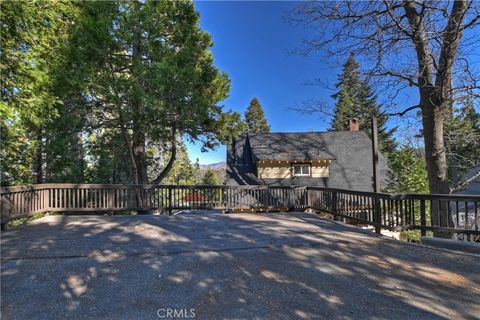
{"left": 451, "top": 167, "right": 479, "bottom": 232}
{"left": 457, "top": 167, "right": 480, "bottom": 195}
{"left": 226, "top": 120, "right": 389, "bottom": 192}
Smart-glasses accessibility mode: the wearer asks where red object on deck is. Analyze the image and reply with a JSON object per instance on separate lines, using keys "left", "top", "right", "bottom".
{"left": 183, "top": 192, "right": 208, "bottom": 202}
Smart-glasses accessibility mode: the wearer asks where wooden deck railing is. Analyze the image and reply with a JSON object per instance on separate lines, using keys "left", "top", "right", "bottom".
{"left": 0, "top": 183, "right": 309, "bottom": 223}
{"left": 307, "top": 187, "right": 480, "bottom": 238}
{"left": 1, "top": 184, "right": 479, "bottom": 237}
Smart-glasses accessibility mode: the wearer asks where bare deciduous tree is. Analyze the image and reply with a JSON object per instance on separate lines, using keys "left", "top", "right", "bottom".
{"left": 289, "top": 0, "right": 480, "bottom": 237}
{"left": 291, "top": 0, "right": 480, "bottom": 189}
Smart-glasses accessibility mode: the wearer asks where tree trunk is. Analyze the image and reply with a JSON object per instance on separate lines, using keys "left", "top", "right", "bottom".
{"left": 130, "top": 132, "right": 148, "bottom": 214}
{"left": 133, "top": 133, "right": 148, "bottom": 185}
{"left": 403, "top": 0, "right": 469, "bottom": 239}
{"left": 421, "top": 94, "right": 454, "bottom": 238}
{"left": 117, "top": 107, "right": 146, "bottom": 213}
{"left": 133, "top": 136, "right": 148, "bottom": 214}
{"left": 72, "top": 130, "right": 84, "bottom": 183}
{"left": 152, "top": 135, "right": 177, "bottom": 185}
{"left": 129, "top": 11, "right": 149, "bottom": 213}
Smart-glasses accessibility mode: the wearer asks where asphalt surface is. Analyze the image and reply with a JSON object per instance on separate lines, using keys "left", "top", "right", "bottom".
{"left": 1, "top": 212, "right": 479, "bottom": 319}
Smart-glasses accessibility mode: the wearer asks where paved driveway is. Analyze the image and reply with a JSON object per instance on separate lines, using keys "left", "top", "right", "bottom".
{"left": 1, "top": 212, "right": 479, "bottom": 319}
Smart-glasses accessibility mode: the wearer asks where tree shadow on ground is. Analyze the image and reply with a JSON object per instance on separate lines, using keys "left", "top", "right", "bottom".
{"left": 1, "top": 212, "right": 479, "bottom": 319}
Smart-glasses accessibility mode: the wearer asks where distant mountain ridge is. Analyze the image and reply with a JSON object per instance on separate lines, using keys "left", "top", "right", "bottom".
{"left": 198, "top": 162, "right": 226, "bottom": 184}
{"left": 199, "top": 162, "right": 226, "bottom": 171}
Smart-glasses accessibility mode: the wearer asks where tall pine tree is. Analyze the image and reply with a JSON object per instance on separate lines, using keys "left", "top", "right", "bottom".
{"left": 0, "top": 1, "right": 79, "bottom": 186}
{"left": 331, "top": 54, "right": 397, "bottom": 158}
{"left": 331, "top": 55, "right": 362, "bottom": 130}
{"left": 444, "top": 98, "right": 480, "bottom": 191}
{"left": 245, "top": 97, "right": 271, "bottom": 133}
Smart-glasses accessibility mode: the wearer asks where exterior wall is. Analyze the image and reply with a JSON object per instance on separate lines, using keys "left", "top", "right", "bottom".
{"left": 311, "top": 165, "right": 329, "bottom": 178}
{"left": 257, "top": 162, "right": 290, "bottom": 179}
{"left": 257, "top": 161, "right": 330, "bottom": 180}
{"left": 258, "top": 166, "right": 291, "bottom": 179}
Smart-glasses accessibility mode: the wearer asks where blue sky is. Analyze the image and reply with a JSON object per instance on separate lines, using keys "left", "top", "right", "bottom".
{"left": 187, "top": 1, "right": 415, "bottom": 164}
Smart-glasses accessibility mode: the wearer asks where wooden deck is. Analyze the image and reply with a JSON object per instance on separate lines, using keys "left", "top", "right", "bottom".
{"left": 1, "top": 212, "right": 349, "bottom": 259}
{"left": 1, "top": 212, "right": 480, "bottom": 319}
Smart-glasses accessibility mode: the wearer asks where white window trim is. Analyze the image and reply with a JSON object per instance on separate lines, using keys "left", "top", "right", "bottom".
{"left": 292, "top": 164, "right": 311, "bottom": 177}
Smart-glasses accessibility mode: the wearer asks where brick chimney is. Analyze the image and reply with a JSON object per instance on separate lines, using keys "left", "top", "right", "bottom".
{"left": 348, "top": 118, "right": 360, "bottom": 131}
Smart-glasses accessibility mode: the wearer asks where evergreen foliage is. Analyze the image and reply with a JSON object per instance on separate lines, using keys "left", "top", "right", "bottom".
{"left": 444, "top": 99, "right": 480, "bottom": 189}
{"left": 201, "top": 169, "right": 218, "bottom": 185}
{"left": 245, "top": 97, "right": 271, "bottom": 133}
{"left": 386, "top": 146, "right": 430, "bottom": 242}
{"left": 1, "top": 1, "right": 240, "bottom": 187}
{"left": 162, "top": 140, "right": 198, "bottom": 185}
{"left": 0, "top": 1, "right": 78, "bottom": 185}
{"left": 331, "top": 54, "right": 397, "bottom": 158}
{"left": 386, "top": 147, "right": 429, "bottom": 194}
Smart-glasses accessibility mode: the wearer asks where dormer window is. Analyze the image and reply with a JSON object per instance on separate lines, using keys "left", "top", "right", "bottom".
{"left": 292, "top": 164, "right": 311, "bottom": 177}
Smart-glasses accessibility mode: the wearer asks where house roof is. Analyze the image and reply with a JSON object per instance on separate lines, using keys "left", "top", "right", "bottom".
{"left": 248, "top": 132, "right": 342, "bottom": 161}
{"left": 226, "top": 131, "right": 390, "bottom": 191}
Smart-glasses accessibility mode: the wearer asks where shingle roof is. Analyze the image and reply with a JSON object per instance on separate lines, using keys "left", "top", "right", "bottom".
{"left": 248, "top": 132, "right": 342, "bottom": 161}
{"left": 226, "top": 131, "right": 390, "bottom": 191}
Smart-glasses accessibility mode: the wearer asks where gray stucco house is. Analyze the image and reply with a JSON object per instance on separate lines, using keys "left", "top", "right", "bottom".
{"left": 458, "top": 167, "right": 480, "bottom": 195}
{"left": 226, "top": 129, "right": 389, "bottom": 192}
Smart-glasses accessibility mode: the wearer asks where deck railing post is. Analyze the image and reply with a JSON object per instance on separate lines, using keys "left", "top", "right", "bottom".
{"left": 420, "top": 199, "right": 426, "bottom": 237}
{"left": 305, "top": 188, "right": 310, "bottom": 208}
{"left": 168, "top": 187, "right": 172, "bottom": 215}
{"left": 47, "top": 188, "right": 51, "bottom": 210}
{"left": 1, "top": 193, "right": 10, "bottom": 230}
{"left": 332, "top": 191, "right": 339, "bottom": 221}
{"left": 107, "top": 189, "right": 113, "bottom": 211}
{"left": 373, "top": 196, "right": 381, "bottom": 234}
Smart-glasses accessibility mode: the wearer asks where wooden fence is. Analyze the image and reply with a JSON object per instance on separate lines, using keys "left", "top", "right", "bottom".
{"left": 1, "top": 184, "right": 479, "bottom": 237}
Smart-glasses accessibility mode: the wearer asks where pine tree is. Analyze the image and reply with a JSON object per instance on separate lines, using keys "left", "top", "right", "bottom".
{"left": 386, "top": 146, "right": 429, "bottom": 241}
{"left": 331, "top": 54, "right": 362, "bottom": 130}
{"left": 0, "top": 1, "right": 78, "bottom": 186}
{"left": 331, "top": 54, "right": 397, "bottom": 158}
{"left": 386, "top": 146, "right": 429, "bottom": 194}
{"left": 163, "top": 139, "right": 197, "bottom": 185}
{"left": 356, "top": 79, "right": 397, "bottom": 158}
{"left": 444, "top": 98, "right": 480, "bottom": 189}
{"left": 201, "top": 169, "right": 218, "bottom": 185}
{"left": 245, "top": 97, "right": 271, "bottom": 133}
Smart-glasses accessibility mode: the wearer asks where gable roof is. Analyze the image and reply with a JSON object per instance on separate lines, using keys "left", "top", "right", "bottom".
{"left": 248, "top": 132, "right": 337, "bottom": 161}
{"left": 226, "top": 130, "right": 390, "bottom": 191}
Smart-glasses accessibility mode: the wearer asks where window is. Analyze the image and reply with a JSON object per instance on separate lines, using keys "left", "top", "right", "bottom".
{"left": 292, "top": 164, "right": 311, "bottom": 176}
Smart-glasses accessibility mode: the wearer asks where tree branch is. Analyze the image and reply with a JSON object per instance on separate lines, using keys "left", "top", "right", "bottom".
{"left": 435, "top": 0, "right": 469, "bottom": 94}
{"left": 384, "top": 105, "right": 420, "bottom": 117}
{"left": 151, "top": 129, "right": 177, "bottom": 184}
{"left": 374, "top": 70, "right": 419, "bottom": 87}
{"left": 403, "top": 0, "right": 435, "bottom": 88}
